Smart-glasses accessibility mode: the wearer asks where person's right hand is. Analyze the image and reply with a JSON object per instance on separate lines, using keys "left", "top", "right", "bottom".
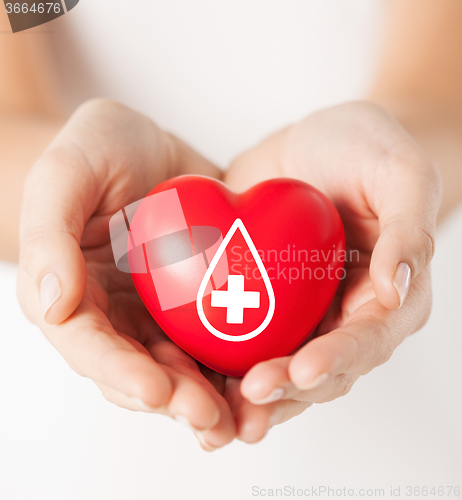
{"left": 16, "top": 99, "right": 235, "bottom": 451}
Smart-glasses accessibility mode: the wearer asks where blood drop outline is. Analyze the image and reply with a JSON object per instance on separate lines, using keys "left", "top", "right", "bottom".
{"left": 196, "top": 218, "right": 276, "bottom": 342}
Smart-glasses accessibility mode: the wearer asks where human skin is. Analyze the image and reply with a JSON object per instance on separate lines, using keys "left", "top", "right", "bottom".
{"left": 16, "top": 99, "right": 239, "bottom": 451}
{"left": 2, "top": 1, "right": 462, "bottom": 449}
{"left": 369, "top": 0, "right": 462, "bottom": 221}
{"left": 223, "top": 102, "right": 441, "bottom": 436}
{"left": 14, "top": 98, "right": 441, "bottom": 450}
{"left": 0, "top": 6, "right": 64, "bottom": 262}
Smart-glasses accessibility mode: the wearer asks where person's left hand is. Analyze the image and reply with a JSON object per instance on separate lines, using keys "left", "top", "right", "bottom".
{"left": 221, "top": 101, "right": 442, "bottom": 444}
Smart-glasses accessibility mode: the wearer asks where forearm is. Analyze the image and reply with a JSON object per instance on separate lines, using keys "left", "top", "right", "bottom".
{"left": 0, "top": 114, "right": 63, "bottom": 261}
{"left": 401, "top": 108, "right": 462, "bottom": 223}
{"left": 0, "top": 7, "right": 66, "bottom": 261}
{"left": 369, "top": 0, "right": 462, "bottom": 222}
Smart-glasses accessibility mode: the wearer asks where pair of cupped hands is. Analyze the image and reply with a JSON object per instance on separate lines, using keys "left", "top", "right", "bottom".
{"left": 17, "top": 99, "right": 441, "bottom": 452}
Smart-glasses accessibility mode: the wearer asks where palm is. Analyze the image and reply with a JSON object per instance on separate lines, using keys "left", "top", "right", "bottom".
{"left": 19, "top": 100, "right": 438, "bottom": 447}
{"left": 221, "top": 103, "right": 436, "bottom": 440}
{"left": 83, "top": 239, "right": 233, "bottom": 402}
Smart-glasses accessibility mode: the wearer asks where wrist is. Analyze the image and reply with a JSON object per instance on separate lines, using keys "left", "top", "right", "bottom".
{"left": 369, "top": 97, "right": 462, "bottom": 222}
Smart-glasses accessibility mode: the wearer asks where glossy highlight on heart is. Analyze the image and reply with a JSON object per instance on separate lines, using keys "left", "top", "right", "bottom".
{"left": 125, "top": 175, "right": 345, "bottom": 377}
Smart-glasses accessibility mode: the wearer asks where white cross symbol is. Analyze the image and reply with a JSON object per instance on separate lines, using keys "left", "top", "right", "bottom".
{"left": 211, "top": 275, "right": 260, "bottom": 324}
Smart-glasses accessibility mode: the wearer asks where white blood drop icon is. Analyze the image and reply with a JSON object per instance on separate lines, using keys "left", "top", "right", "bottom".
{"left": 196, "top": 218, "right": 276, "bottom": 342}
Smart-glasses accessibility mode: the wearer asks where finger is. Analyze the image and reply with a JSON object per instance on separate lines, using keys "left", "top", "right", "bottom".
{"left": 19, "top": 100, "right": 221, "bottom": 325}
{"left": 224, "top": 378, "right": 310, "bottom": 444}
{"left": 368, "top": 145, "right": 442, "bottom": 309}
{"left": 96, "top": 378, "right": 235, "bottom": 453}
{"left": 289, "top": 373, "right": 359, "bottom": 404}
{"left": 241, "top": 353, "right": 360, "bottom": 406}
{"left": 37, "top": 296, "right": 173, "bottom": 409}
{"left": 18, "top": 130, "right": 103, "bottom": 324}
{"left": 240, "top": 357, "right": 293, "bottom": 405}
{"left": 192, "top": 394, "right": 236, "bottom": 452}
{"left": 234, "top": 400, "right": 277, "bottom": 444}
{"left": 95, "top": 382, "right": 168, "bottom": 413}
{"left": 289, "top": 310, "right": 392, "bottom": 389}
{"left": 18, "top": 99, "right": 164, "bottom": 325}
{"left": 145, "top": 339, "right": 235, "bottom": 450}
{"left": 289, "top": 269, "right": 431, "bottom": 389}
{"left": 145, "top": 341, "right": 221, "bottom": 431}
{"left": 161, "top": 372, "right": 221, "bottom": 431}
{"left": 235, "top": 398, "right": 311, "bottom": 444}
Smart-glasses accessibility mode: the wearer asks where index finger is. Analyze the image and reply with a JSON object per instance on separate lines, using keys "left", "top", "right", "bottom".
{"left": 288, "top": 267, "right": 431, "bottom": 390}
{"left": 34, "top": 292, "right": 173, "bottom": 409}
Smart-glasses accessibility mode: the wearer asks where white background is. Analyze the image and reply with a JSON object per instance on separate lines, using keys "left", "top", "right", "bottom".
{"left": 1, "top": 1, "right": 461, "bottom": 499}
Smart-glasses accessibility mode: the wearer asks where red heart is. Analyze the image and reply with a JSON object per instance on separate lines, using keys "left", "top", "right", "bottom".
{"left": 127, "top": 175, "right": 345, "bottom": 377}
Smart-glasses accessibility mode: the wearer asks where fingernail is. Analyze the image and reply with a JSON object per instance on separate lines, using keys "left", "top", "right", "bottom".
{"left": 131, "top": 397, "right": 157, "bottom": 412}
{"left": 198, "top": 441, "right": 217, "bottom": 453}
{"left": 297, "top": 372, "right": 329, "bottom": 391}
{"left": 249, "top": 387, "right": 285, "bottom": 405}
{"left": 196, "top": 431, "right": 218, "bottom": 452}
{"left": 174, "top": 415, "right": 194, "bottom": 431}
{"left": 393, "top": 262, "right": 411, "bottom": 308}
{"left": 40, "top": 273, "right": 62, "bottom": 318}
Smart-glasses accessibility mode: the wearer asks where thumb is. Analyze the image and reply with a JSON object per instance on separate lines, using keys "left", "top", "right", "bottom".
{"left": 369, "top": 156, "right": 442, "bottom": 310}
{"left": 18, "top": 147, "right": 98, "bottom": 325}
